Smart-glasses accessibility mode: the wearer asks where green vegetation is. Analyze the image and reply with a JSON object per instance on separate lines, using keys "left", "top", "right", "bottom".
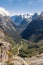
{"left": 12, "top": 44, "right": 20, "bottom": 55}
{"left": 17, "top": 39, "right": 43, "bottom": 58}
{"left": 5, "top": 34, "right": 16, "bottom": 47}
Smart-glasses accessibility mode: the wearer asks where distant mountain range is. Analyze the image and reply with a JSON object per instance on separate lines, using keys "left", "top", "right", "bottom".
{"left": 11, "top": 14, "right": 32, "bottom": 34}
{"left": 11, "top": 14, "right": 32, "bottom": 26}
{"left": 11, "top": 15, "right": 23, "bottom": 25}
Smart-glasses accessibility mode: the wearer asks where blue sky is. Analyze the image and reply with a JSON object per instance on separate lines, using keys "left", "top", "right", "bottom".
{"left": 0, "top": 0, "right": 43, "bottom": 15}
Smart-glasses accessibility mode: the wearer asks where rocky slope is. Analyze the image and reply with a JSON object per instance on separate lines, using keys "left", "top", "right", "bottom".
{"left": 0, "top": 30, "right": 27, "bottom": 65}
{"left": 0, "top": 40, "right": 28, "bottom": 65}
{"left": 25, "top": 54, "right": 43, "bottom": 65}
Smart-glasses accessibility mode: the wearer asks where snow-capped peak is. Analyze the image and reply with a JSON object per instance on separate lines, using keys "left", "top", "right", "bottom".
{"left": 0, "top": 7, "right": 10, "bottom": 16}
{"left": 22, "top": 14, "right": 32, "bottom": 18}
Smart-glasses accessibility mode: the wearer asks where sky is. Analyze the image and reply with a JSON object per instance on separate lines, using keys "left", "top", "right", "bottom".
{"left": 0, "top": 0, "right": 43, "bottom": 15}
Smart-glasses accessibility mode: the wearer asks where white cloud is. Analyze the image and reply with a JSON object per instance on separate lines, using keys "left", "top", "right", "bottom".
{"left": 0, "top": 7, "right": 10, "bottom": 16}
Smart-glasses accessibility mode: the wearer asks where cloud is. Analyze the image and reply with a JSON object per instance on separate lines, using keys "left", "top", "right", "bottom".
{"left": 0, "top": 7, "right": 10, "bottom": 16}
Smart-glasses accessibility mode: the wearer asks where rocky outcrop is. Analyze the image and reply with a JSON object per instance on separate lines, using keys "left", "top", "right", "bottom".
{"left": 7, "top": 56, "right": 28, "bottom": 65}
{"left": 0, "top": 42, "right": 11, "bottom": 62}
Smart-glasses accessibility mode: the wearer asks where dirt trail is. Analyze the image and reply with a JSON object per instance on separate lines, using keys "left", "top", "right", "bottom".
{"left": 16, "top": 44, "right": 23, "bottom": 56}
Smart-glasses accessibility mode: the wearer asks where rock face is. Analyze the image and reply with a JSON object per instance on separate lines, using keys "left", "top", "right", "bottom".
{"left": 8, "top": 56, "right": 27, "bottom": 65}
{"left": 0, "top": 30, "right": 5, "bottom": 42}
{"left": 0, "top": 42, "right": 11, "bottom": 62}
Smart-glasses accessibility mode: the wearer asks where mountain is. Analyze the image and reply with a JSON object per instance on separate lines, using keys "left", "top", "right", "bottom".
{"left": 12, "top": 14, "right": 32, "bottom": 34}
{"left": 21, "top": 12, "right": 43, "bottom": 42}
{"left": 23, "top": 14, "right": 32, "bottom": 23}
{"left": 15, "top": 19, "right": 29, "bottom": 34}
{"left": 11, "top": 15, "right": 23, "bottom": 25}
{"left": 11, "top": 14, "right": 32, "bottom": 25}
{"left": 23, "top": 14, "right": 31, "bottom": 18}
{"left": 0, "top": 8, "right": 21, "bottom": 43}
{"left": 32, "top": 13, "right": 39, "bottom": 20}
